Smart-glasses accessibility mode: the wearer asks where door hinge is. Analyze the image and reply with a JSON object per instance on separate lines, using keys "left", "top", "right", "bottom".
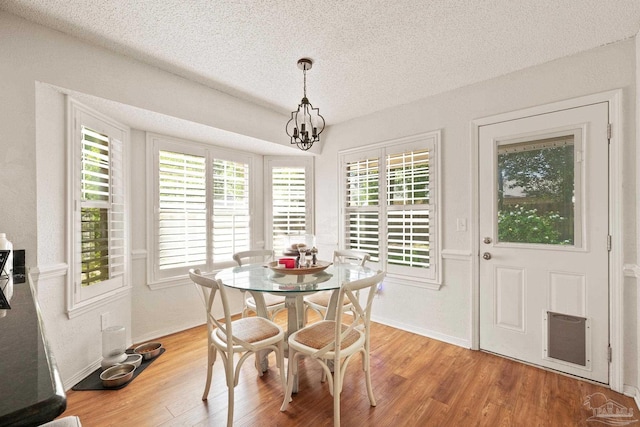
{"left": 607, "top": 123, "right": 612, "bottom": 140}
{"left": 608, "top": 345, "right": 612, "bottom": 363}
{"left": 607, "top": 235, "right": 612, "bottom": 251}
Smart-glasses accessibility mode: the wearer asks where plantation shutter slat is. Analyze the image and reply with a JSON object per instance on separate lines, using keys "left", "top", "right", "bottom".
{"left": 272, "top": 166, "right": 307, "bottom": 254}
{"left": 108, "top": 136, "right": 126, "bottom": 278}
{"left": 212, "top": 159, "right": 250, "bottom": 261}
{"left": 79, "top": 126, "right": 126, "bottom": 287}
{"left": 157, "top": 150, "right": 207, "bottom": 270}
{"left": 346, "top": 158, "right": 379, "bottom": 208}
{"left": 387, "top": 209, "right": 430, "bottom": 268}
{"left": 345, "top": 157, "right": 380, "bottom": 260}
{"left": 81, "top": 127, "right": 110, "bottom": 203}
{"left": 386, "top": 149, "right": 431, "bottom": 268}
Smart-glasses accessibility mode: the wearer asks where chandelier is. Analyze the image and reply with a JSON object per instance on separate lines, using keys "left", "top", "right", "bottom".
{"left": 286, "top": 58, "right": 325, "bottom": 151}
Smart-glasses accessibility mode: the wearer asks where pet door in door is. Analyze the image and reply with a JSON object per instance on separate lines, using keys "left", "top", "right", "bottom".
{"left": 546, "top": 311, "right": 587, "bottom": 366}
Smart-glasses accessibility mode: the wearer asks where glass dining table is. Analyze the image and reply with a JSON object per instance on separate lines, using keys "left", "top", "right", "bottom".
{"left": 215, "top": 261, "right": 378, "bottom": 391}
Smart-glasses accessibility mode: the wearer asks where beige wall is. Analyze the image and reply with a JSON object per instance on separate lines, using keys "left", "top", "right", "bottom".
{"left": 318, "top": 38, "right": 637, "bottom": 394}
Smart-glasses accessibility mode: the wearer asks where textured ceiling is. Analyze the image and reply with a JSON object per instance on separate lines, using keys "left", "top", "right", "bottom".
{"left": 3, "top": 0, "right": 640, "bottom": 128}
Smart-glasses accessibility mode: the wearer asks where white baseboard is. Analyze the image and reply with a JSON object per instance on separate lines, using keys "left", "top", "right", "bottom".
{"left": 132, "top": 320, "right": 206, "bottom": 346}
{"left": 372, "top": 315, "right": 471, "bottom": 349}
{"left": 64, "top": 359, "right": 101, "bottom": 391}
{"left": 623, "top": 384, "right": 640, "bottom": 409}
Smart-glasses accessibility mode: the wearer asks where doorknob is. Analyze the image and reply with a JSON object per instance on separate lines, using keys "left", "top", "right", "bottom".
{"left": 482, "top": 252, "right": 492, "bottom": 260}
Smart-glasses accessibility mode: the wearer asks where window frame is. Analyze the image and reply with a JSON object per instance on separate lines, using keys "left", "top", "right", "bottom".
{"left": 264, "top": 156, "right": 315, "bottom": 253}
{"left": 66, "top": 98, "right": 131, "bottom": 317}
{"left": 146, "top": 133, "right": 256, "bottom": 288}
{"left": 339, "top": 131, "right": 441, "bottom": 288}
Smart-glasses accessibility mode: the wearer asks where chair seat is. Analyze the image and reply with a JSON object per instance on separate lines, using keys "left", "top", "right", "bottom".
{"left": 215, "top": 316, "right": 282, "bottom": 343}
{"left": 39, "top": 417, "right": 82, "bottom": 427}
{"left": 305, "top": 291, "right": 350, "bottom": 308}
{"left": 291, "top": 320, "right": 362, "bottom": 350}
{"left": 247, "top": 293, "right": 286, "bottom": 308}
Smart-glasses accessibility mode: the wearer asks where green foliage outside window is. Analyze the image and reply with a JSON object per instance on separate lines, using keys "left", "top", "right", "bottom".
{"left": 497, "top": 141, "right": 574, "bottom": 245}
{"left": 498, "top": 205, "right": 569, "bottom": 244}
{"left": 81, "top": 207, "right": 109, "bottom": 286}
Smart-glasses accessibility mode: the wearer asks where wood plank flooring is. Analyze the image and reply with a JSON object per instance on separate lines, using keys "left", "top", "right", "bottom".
{"left": 61, "top": 313, "right": 638, "bottom": 426}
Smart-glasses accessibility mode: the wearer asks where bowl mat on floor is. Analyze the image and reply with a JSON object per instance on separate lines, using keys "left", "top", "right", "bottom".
{"left": 72, "top": 348, "right": 165, "bottom": 391}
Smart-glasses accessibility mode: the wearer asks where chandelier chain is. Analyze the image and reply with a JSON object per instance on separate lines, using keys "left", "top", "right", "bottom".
{"left": 303, "top": 67, "right": 307, "bottom": 99}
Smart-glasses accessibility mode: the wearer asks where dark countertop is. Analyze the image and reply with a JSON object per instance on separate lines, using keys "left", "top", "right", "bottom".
{"left": 0, "top": 275, "right": 66, "bottom": 426}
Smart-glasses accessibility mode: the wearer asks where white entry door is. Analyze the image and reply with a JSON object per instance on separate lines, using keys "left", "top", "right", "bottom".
{"left": 479, "top": 102, "right": 609, "bottom": 383}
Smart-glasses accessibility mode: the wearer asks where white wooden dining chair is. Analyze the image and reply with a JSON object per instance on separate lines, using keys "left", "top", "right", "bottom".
{"left": 304, "top": 250, "right": 371, "bottom": 321}
{"left": 189, "top": 268, "right": 286, "bottom": 427}
{"left": 233, "top": 249, "right": 286, "bottom": 321}
{"left": 281, "top": 270, "right": 386, "bottom": 427}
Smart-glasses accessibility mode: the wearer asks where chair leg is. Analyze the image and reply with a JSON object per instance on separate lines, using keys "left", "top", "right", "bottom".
{"left": 280, "top": 352, "right": 297, "bottom": 411}
{"left": 364, "top": 351, "right": 376, "bottom": 407}
{"left": 225, "top": 355, "right": 235, "bottom": 427}
{"left": 226, "top": 381, "right": 234, "bottom": 427}
{"left": 277, "top": 342, "right": 287, "bottom": 393}
{"left": 333, "top": 363, "right": 341, "bottom": 427}
{"left": 202, "top": 345, "right": 216, "bottom": 400}
{"left": 254, "top": 351, "right": 264, "bottom": 377}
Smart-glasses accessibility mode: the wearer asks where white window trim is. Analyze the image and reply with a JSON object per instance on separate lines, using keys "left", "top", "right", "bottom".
{"left": 146, "top": 133, "right": 258, "bottom": 289}
{"left": 339, "top": 130, "right": 442, "bottom": 289}
{"left": 264, "top": 156, "right": 315, "bottom": 251}
{"left": 66, "top": 98, "right": 131, "bottom": 318}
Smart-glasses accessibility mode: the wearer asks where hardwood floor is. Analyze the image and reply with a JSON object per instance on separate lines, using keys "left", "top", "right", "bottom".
{"left": 61, "top": 313, "right": 638, "bottom": 426}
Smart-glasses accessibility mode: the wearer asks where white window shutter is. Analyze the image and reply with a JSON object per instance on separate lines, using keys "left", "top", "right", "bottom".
{"left": 386, "top": 149, "right": 431, "bottom": 269}
{"left": 157, "top": 150, "right": 207, "bottom": 270}
{"left": 212, "top": 159, "right": 250, "bottom": 262}
{"left": 69, "top": 100, "right": 129, "bottom": 308}
{"left": 272, "top": 166, "right": 307, "bottom": 253}
{"left": 108, "top": 136, "right": 126, "bottom": 279}
{"left": 341, "top": 132, "right": 439, "bottom": 283}
{"left": 344, "top": 156, "right": 381, "bottom": 260}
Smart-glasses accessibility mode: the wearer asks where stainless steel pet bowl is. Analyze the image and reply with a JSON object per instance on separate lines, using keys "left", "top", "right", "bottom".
{"left": 100, "top": 363, "right": 136, "bottom": 388}
{"left": 123, "top": 353, "right": 143, "bottom": 368}
{"left": 133, "top": 342, "right": 162, "bottom": 360}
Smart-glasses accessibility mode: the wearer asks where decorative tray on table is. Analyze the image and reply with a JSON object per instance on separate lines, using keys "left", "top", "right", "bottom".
{"left": 265, "top": 260, "right": 332, "bottom": 275}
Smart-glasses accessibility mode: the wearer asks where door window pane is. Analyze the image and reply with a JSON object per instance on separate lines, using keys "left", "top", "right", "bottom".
{"left": 497, "top": 135, "right": 575, "bottom": 245}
